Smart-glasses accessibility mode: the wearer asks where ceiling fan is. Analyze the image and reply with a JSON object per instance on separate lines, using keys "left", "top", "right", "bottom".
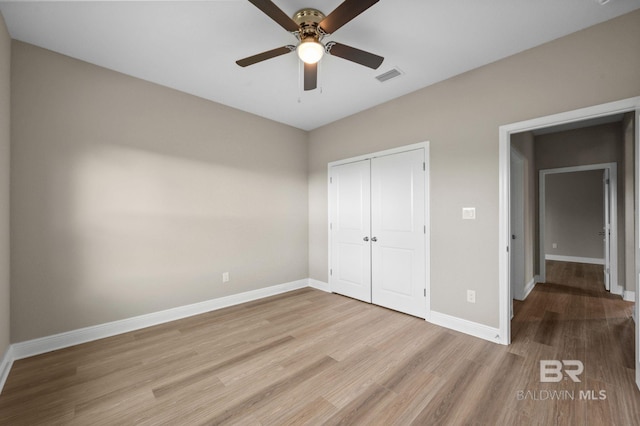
{"left": 236, "top": 0, "right": 384, "bottom": 91}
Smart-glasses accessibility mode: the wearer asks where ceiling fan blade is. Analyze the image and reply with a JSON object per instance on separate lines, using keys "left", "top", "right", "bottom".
{"left": 304, "top": 62, "right": 317, "bottom": 91}
{"left": 319, "top": 0, "right": 379, "bottom": 34}
{"left": 247, "top": 0, "right": 299, "bottom": 32}
{"left": 236, "top": 46, "right": 293, "bottom": 67}
{"left": 326, "top": 42, "right": 384, "bottom": 69}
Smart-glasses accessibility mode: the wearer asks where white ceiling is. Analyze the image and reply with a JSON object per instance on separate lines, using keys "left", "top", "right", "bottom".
{"left": 1, "top": 0, "right": 639, "bottom": 131}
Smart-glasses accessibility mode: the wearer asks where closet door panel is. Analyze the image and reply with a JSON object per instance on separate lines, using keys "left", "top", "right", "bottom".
{"left": 371, "top": 149, "right": 426, "bottom": 317}
{"left": 329, "top": 160, "right": 372, "bottom": 302}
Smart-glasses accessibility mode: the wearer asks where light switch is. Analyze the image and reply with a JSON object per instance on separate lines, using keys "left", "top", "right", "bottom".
{"left": 462, "top": 207, "right": 476, "bottom": 220}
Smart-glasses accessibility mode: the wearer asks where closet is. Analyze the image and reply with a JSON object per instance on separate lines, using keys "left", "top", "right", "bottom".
{"left": 328, "top": 143, "right": 429, "bottom": 318}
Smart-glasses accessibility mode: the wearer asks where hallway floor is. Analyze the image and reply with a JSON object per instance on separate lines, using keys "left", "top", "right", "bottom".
{"left": 511, "top": 260, "right": 638, "bottom": 424}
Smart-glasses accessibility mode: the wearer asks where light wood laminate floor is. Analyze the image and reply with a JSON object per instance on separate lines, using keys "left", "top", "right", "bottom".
{"left": 0, "top": 261, "right": 638, "bottom": 425}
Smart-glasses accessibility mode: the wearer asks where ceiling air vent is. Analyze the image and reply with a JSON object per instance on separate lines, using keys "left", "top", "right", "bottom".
{"left": 375, "top": 68, "right": 403, "bottom": 83}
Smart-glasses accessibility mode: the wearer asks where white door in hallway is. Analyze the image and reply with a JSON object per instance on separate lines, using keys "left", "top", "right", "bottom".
{"left": 329, "top": 159, "right": 372, "bottom": 302}
{"left": 371, "top": 149, "right": 427, "bottom": 318}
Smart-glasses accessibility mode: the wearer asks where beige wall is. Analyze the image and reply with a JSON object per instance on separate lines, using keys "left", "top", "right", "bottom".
{"left": 11, "top": 42, "right": 309, "bottom": 342}
{"left": 544, "top": 170, "right": 605, "bottom": 259}
{"left": 0, "top": 12, "right": 10, "bottom": 355}
{"left": 535, "top": 123, "right": 623, "bottom": 169}
{"left": 308, "top": 11, "right": 640, "bottom": 328}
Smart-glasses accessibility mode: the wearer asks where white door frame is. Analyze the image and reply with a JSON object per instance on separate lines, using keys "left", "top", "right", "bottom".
{"left": 538, "top": 163, "right": 618, "bottom": 295}
{"left": 498, "top": 97, "right": 640, "bottom": 353}
{"left": 328, "top": 141, "right": 430, "bottom": 318}
{"left": 635, "top": 107, "right": 640, "bottom": 391}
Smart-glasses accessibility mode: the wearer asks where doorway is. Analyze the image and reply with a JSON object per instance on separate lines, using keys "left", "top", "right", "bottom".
{"left": 498, "top": 96, "right": 640, "bottom": 391}
{"left": 538, "top": 164, "right": 618, "bottom": 294}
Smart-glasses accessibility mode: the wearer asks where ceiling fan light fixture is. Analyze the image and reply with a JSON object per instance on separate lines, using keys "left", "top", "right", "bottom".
{"left": 297, "top": 39, "right": 324, "bottom": 64}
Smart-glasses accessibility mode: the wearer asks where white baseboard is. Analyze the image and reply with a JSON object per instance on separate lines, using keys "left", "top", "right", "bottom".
{"left": 545, "top": 254, "right": 604, "bottom": 265}
{"left": 0, "top": 345, "right": 14, "bottom": 394}
{"left": 623, "top": 290, "right": 636, "bottom": 302}
{"left": 523, "top": 278, "right": 536, "bottom": 300}
{"left": 1, "top": 277, "right": 513, "bottom": 395}
{"left": 308, "top": 279, "right": 330, "bottom": 293}
{"left": 10, "top": 279, "right": 309, "bottom": 362}
{"left": 428, "top": 310, "right": 504, "bottom": 345}
{"left": 514, "top": 277, "right": 537, "bottom": 301}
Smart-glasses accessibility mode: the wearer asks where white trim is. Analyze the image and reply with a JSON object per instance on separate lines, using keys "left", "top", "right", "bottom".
{"left": 635, "top": 108, "right": 640, "bottom": 391}
{"left": 0, "top": 271, "right": 631, "bottom": 395}
{"left": 10, "top": 279, "right": 308, "bottom": 361}
{"left": 513, "top": 277, "right": 535, "bottom": 301}
{"left": 544, "top": 254, "right": 605, "bottom": 265}
{"left": 522, "top": 278, "right": 536, "bottom": 300}
{"left": 624, "top": 290, "right": 636, "bottom": 303}
{"left": 327, "top": 141, "right": 430, "bottom": 168}
{"left": 308, "top": 279, "right": 330, "bottom": 292}
{"left": 498, "top": 118, "right": 512, "bottom": 345}
{"left": 0, "top": 345, "right": 14, "bottom": 394}
{"left": 1, "top": 280, "right": 309, "bottom": 394}
{"left": 499, "top": 96, "right": 640, "bottom": 346}
{"left": 428, "top": 311, "right": 503, "bottom": 345}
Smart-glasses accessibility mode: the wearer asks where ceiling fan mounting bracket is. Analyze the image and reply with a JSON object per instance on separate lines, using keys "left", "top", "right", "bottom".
{"left": 293, "top": 8, "right": 326, "bottom": 42}
{"left": 293, "top": 8, "right": 325, "bottom": 26}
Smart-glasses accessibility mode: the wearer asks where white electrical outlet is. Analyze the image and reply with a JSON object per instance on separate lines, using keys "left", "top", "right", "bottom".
{"left": 467, "top": 290, "right": 476, "bottom": 303}
{"left": 222, "top": 272, "right": 230, "bottom": 283}
{"left": 552, "top": 243, "right": 558, "bottom": 249}
{"left": 462, "top": 207, "right": 476, "bottom": 220}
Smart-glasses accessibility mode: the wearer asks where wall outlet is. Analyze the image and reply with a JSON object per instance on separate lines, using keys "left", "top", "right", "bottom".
{"left": 467, "top": 290, "right": 476, "bottom": 304}
{"left": 462, "top": 207, "right": 476, "bottom": 220}
{"left": 222, "top": 272, "right": 230, "bottom": 283}
{"left": 552, "top": 243, "right": 558, "bottom": 249}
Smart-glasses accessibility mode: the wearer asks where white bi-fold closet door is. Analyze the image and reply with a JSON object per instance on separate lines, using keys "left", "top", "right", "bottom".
{"left": 329, "top": 144, "right": 429, "bottom": 318}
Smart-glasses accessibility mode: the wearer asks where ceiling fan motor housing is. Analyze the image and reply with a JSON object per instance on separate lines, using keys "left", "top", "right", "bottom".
{"left": 293, "top": 8, "right": 326, "bottom": 42}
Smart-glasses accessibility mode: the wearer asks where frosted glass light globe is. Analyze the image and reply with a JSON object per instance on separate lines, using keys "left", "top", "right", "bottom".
{"left": 297, "top": 40, "right": 324, "bottom": 64}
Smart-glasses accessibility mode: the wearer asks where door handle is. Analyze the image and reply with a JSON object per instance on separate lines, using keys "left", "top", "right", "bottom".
{"left": 371, "top": 237, "right": 378, "bottom": 242}
{"left": 363, "top": 236, "right": 369, "bottom": 242}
